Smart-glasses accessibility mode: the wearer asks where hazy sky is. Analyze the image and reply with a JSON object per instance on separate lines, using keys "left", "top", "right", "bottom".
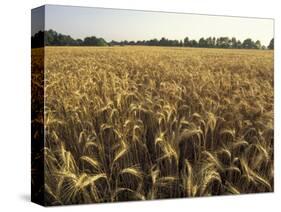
{"left": 42, "top": 5, "right": 274, "bottom": 45}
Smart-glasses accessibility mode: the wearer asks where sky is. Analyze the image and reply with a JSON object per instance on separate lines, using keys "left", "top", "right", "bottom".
{"left": 33, "top": 5, "right": 274, "bottom": 46}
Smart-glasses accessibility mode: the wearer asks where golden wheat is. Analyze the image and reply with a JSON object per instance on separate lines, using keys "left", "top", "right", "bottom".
{"left": 32, "top": 46, "right": 273, "bottom": 205}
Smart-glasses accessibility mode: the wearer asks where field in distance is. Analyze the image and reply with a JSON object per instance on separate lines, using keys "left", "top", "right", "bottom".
{"left": 35, "top": 46, "right": 273, "bottom": 205}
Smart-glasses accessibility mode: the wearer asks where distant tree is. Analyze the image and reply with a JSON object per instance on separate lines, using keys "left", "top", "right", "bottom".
{"left": 183, "top": 37, "right": 188, "bottom": 46}
{"left": 223, "top": 37, "right": 230, "bottom": 48}
{"left": 32, "top": 29, "right": 269, "bottom": 50}
{"left": 189, "top": 40, "right": 198, "bottom": 47}
{"left": 179, "top": 40, "right": 183, "bottom": 47}
{"left": 83, "top": 36, "right": 97, "bottom": 46}
{"left": 76, "top": 39, "right": 83, "bottom": 46}
{"left": 268, "top": 38, "right": 274, "bottom": 49}
{"left": 242, "top": 38, "right": 255, "bottom": 49}
{"left": 205, "top": 37, "right": 215, "bottom": 48}
{"left": 159, "top": 37, "right": 167, "bottom": 46}
{"left": 125, "top": 40, "right": 130, "bottom": 45}
{"left": 35, "top": 29, "right": 91, "bottom": 47}
{"left": 44, "top": 29, "right": 57, "bottom": 45}
{"left": 136, "top": 40, "right": 145, "bottom": 45}
{"left": 146, "top": 38, "right": 159, "bottom": 46}
{"left": 230, "top": 37, "right": 237, "bottom": 48}
{"left": 216, "top": 37, "right": 226, "bottom": 48}
{"left": 97, "top": 38, "right": 107, "bottom": 46}
{"left": 254, "top": 40, "right": 261, "bottom": 49}
{"left": 198, "top": 37, "right": 206, "bottom": 47}
{"left": 212, "top": 37, "right": 216, "bottom": 47}
{"left": 237, "top": 40, "right": 242, "bottom": 49}
{"left": 183, "top": 37, "right": 190, "bottom": 47}
{"left": 217, "top": 37, "right": 230, "bottom": 48}
{"left": 31, "top": 30, "right": 44, "bottom": 48}
{"left": 172, "top": 40, "right": 179, "bottom": 46}
{"left": 109, "top": 40, "right": 118, "bottom": 46}
{"left": 84, "top": 36, "right": 107, "bottom": 46}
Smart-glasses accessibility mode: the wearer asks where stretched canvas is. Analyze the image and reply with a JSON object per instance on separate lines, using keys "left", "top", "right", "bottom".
{"left": 31, "top": 5, "right": 274, "bottom": 206}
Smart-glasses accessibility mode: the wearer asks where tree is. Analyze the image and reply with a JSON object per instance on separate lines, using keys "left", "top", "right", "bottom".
{"left": 231, "top": 37, "right": 237, "bottom": 48}
{"left": 32, "top": 29, "right": 269, "bottom": 50}
{"left": 189, "top": 40, "right": 198, "bottom": 47}
{"left": 223, "top": 37, "right": 230, "bottom": 48}
{"left": 128, "top": 41, "right": 135, "bottom": 45}
{"left": 242, "top": 38, "right": 255, "bottom": 49}
{"left": 198, "top": 37, "right": 206, "bottom": 47}
{"left": 159, "top": 37, "right": 168, "bottom": 46}
{"left": 75, "top": 39, "right": 83, "bottom": 46}
{"left": 44, "top": 29, "right": 57, "bottom": 45}
{"left": 212, "top": 37, "right": 216, "bottom": 47}
{"left": 236, "top": 40, "right": 242, "bottom": 49}
{"left": 183, "top": 37, "right": 190, "bottom": 47}
{"left": 254, "top": 40, "right": 261, "bottom": 49}
{"left": 179, "top": 40, "right": 183, "bottom": 47}
{"left": 146, "top": 38, "right": 159, "bottom": 46}
{"left": 136, "top": 40, "right": 145, "bottom": 45}
{"left": 84, "top": 36, "right": 107, "bottom": 46}
{"left": 171, "top": 40, "right": 179, "bottom": 46}
{"left": 205, "top": 37, "right": 215, "bottom": 48}
{"left": 31, "top": 30, "right": 44, "bottom": 48}
{"left": 268, "top": 38, "right": 274, "bottom": 49}
{"left": 216, "top": 37, "right": 230, "bottom": 48}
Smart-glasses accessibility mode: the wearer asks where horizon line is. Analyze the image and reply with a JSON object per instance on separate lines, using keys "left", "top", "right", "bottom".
{"left": 33, "top": 29, "right": 274, "bottom": 46}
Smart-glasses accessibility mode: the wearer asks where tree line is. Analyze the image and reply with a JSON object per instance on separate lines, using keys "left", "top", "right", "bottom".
{"left": 32, "top": 29, "right": 274, "bottom": 50}
{"left": 31, "top": 30, "right": 107, "bottom": 48}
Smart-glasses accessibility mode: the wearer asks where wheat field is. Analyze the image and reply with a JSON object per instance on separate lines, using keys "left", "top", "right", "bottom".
{"left": 32, "top": 46, "right": 273, "bottom": 205}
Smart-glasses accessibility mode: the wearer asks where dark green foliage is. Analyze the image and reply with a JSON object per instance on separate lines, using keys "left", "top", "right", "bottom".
{"left": 32, "top": 30, "right": 108, "bottom": 48}
{"left": 31, "top": 29, "right": 272, "bottom": 50}
{"left": 31, "top": 30, "right": 44, "bottom": 48}
{"left": 268, "top": 38, "right": 274, "bottom": 49}
{"left": 242, "top": 38, "right": 257, "bottom": 49}
{"left": 83, "top": 36, "right": 107, "bottom": 46}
